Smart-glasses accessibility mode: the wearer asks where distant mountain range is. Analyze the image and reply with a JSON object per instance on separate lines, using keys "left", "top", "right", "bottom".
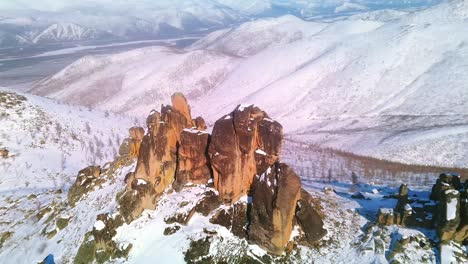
{"left": 29, "top": 0, "right": 468, "bottom": 168}
{"left": 0, "top": 0, "right": 441, "bottom": 48}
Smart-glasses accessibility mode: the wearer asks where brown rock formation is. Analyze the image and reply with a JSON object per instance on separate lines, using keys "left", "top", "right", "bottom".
{"left": 119, "top": 127, "right": 145, "bottom": 157}
{"left": 120, "top": 93, "right": 201, "bottom": 221}
{"left": 174, "top": 128, "right": 211, "bottom": 189}
{"left": 171, "top": 92, "right": 192, "bottom": 123}
{"left": 209, "top": 105, "right": 283, "bottom": 204}
{"left": 249, "top": 163, "right": 301, "bottom": 255}
{"left": 0, "top": 148, "right": 8, "bottom": 158}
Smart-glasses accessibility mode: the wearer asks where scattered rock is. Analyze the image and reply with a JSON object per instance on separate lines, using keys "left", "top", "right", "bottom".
{"left": 88, "top": 213, "right": 131, "bottom": 264}
{"left": 193, "top": 190, "right": 222, "bottom": 216}
{"left": 164, "top": 207, "right": 196, "bottom": 226}
{"left": 0, "top": 231, "right": 13, "bottom": 248}
{"left": 68, "top": 166, "right": 102, "bottom": 206}
{"left": 377, "top": 208, "right": 394, "bottom": 226}
{"left": 164, "top": 225, "right": 181, "bottom": 236}
{"left": 118, "top": 180, "right": 158, "bottom": 224}
{"left": 0, "top": 148, "right": 8, "bottom": 158}
{"left": 209, "top": 202, "right": 248, "bottom": 239}
{"left": 184, "top": 237, "right": 212, "bottom": 264}
{"left": 56, "top": 217, "right": 70, "bottom": 230}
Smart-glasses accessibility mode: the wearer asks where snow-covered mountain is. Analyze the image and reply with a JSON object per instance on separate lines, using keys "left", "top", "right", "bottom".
{"left": 28, "top": 0, "right": 468, "bottom": 168}
{"left": 0, "top": 0, "right": 442, "bottom": 48}
{"left": 30, "top": 23, "right": 111, "bottom": 44}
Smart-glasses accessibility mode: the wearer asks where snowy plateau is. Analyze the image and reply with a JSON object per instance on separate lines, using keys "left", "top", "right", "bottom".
{"left": 0, "top": 0, "right": 467, "bottom": 264}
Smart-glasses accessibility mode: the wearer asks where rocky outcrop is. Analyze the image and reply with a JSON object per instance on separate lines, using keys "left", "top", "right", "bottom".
{"left": 249, "top": 163, "right": 301, "bottom": 255}
{"left": 377, "top": 208, "right": 395, "bottom": 226}
{"left": 119, "top": 178, "right": 158, "bottom": 223}
{"left": 119, "top": 127, "right": 144, "bottom": 157}
{"left": 68, "top": 166, "right": 102, "bottom": 206}
{"left": 0, "top": 148, "right": 8, "bottom": 158}
{"left": 120, "top": 94, "right": 196, "bottom": 220}
{"left": 437, "top": 189, "right": 461, "bottom": 241}
{"left": 174, "top": 128, "right": 211, "bottom": 189}
{"left": 209, "top": 105, "right": 283, "bottom": 204}
{"left": 110, "top": 95, "right": 326, "bottom": 256}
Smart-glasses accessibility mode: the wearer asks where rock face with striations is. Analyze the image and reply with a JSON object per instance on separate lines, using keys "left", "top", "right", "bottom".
{"left": 208, "top": 105, "right": 283, "bottom": 204}
{"left": 119, "top": 93, "right": 197, "bottom": 222}
{"left": 174, "top": 128, "right": 211, "bottom": 189}
{"left": 249, "top": 163, "right": 302, "bottom": 255}
{"left": 119, "top": 127, "right": 145, "bottom": 157}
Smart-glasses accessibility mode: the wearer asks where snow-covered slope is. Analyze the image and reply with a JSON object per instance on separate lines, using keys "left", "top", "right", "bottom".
{"left": 31, "top": 46, "right": 240, "bottom": 114}
{"left": 0, "top": 88, "right": 133, "bottom": 192}
{"left": 28, "top": 0, "right": 468, "bottom": 168}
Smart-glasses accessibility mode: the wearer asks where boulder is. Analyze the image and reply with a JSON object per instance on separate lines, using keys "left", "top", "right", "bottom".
{"left": 193, "top": 190, "right": 222, "bottom": 216}
{"left": 174, "top": 128, "right": 211, "bottom": 189}
{"left": 209, "top": 202, "right": 248, "bottom": 239}
{"left": 68, "top": 166, "right": 102, "bottom": 206}
{"left": 249, "top": 163, "right": 301, "bottom": 255}
{"left": 0, "top": 148, "right": 8, "bottom": 158}
{"left": 295, "top": 190, "right": 327, "bottom": 245}
{"left": 209, "top": 105, "right": 283, "bottom": 204}
{"left": 377, "top": 208, "right": 394, "bottom": 226}
{"left": 437, "top": 189, "right": 461, "bottom": 242}
{"left": 119, "top": 178, "right": 158, "bottom": 223}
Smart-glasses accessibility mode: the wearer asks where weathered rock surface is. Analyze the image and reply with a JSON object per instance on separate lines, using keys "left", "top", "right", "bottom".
{"left": 437, "top": 189, "right": 461, "bottom": 242}
{"left": 68, "top": 166, "right": 102, "bottom": 206}
{"left": 209, "top": 105, "right": 283, "bottom": 204}
{"left": 119, "top": 178, "right": 158, "bottom": 224}
{"left": 121, "top": 93, "right": 196, "bottom": 220}
{"left": 377, "top": 208, "right": 395, "bottom": 226}
{"left": 193, "top": 116, "right": 207, "bottom": 131}
{"left": 249, "top": 163, "right": 301, "bottom": 255}
{"left": 209, "top": 202, "right": 248, "bottom": 239}
{"left": 174, "top": 128, "right": 211, "bottom": 189}
{"left": 296, "top": 189, "right": 327, "bottom": 245}
{"left": 0, "top": 148, "right": 8, "bottom": 158}
{"left": 119, "top": 127, "right": 145, "bottom": 157}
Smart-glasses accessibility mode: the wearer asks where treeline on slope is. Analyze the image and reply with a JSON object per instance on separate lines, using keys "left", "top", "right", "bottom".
{"left": 283, "top": 139, "right": 467, "bottom": 187}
